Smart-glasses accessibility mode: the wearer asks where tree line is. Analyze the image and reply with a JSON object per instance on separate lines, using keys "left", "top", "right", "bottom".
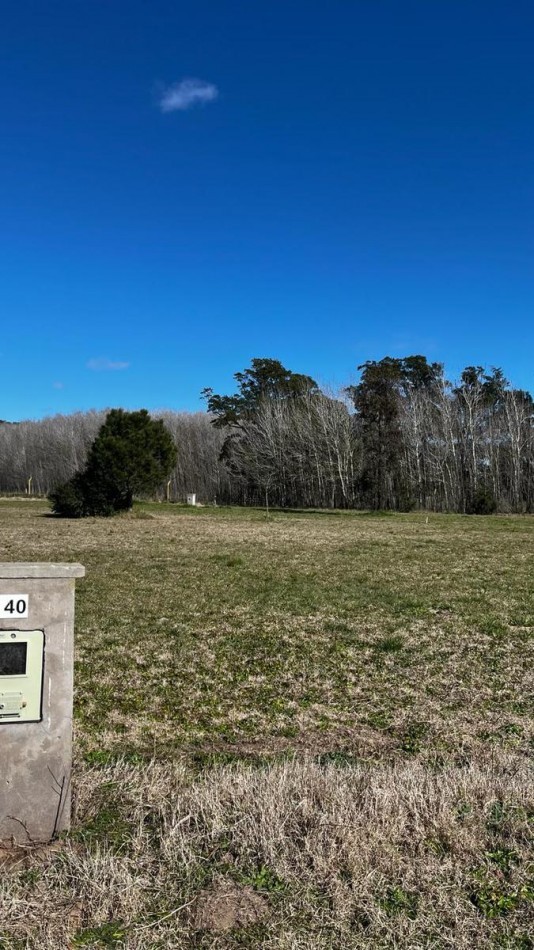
{"left": 0, "top": 410, "right": 229, "bottom": 503}
{"left": 204, "top": 356, "right": 534, "bottom": 513}
{"left": 2, "top": 354, "right": 534, "bottom": 513}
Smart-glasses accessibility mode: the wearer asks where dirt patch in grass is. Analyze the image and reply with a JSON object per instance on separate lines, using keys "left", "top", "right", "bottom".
{"left": 0, "top": 840, "right": 66, "bottom": 873}
{"left": 193, "top": 879, "right": 269, "bottom": 932}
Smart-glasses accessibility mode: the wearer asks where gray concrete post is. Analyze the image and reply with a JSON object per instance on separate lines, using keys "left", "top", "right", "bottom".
{"left": 0, "top": 563, "right": 85, "bottom": 845}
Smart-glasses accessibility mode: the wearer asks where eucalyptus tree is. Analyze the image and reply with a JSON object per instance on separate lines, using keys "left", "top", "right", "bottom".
{"left": 347, "top": 356, "right": 443, "bottom": 510}
{"left": 202, "top": 358, "right": 320, "bottom": 506}
{"left": 202, "top": 357, "right": 319, "bottom": 427}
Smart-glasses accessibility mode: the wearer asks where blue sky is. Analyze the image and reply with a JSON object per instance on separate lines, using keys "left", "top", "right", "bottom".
{"left": 1, "top": 0, "right": 533, "bottom": 421}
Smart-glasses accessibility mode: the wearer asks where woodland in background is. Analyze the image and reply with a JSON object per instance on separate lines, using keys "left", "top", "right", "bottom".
{"left": 0, "top": 411, "right": 228, "bottom": 503}
{"left": 1, "top": 355, "right": 534, "bottom": 512}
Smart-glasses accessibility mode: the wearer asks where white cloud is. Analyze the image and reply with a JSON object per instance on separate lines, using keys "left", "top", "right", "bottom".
{"left": 159, "top": 77, "right": 219, "bottom": 113}
{"left": 87, "top": 357, "right": 130, "bottom": 372}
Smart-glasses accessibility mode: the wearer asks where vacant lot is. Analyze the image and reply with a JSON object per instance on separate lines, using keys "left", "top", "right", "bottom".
{"left": 0, "top": 501, "right": 532, "bottom": 948}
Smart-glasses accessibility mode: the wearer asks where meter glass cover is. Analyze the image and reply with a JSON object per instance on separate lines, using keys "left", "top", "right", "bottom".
{"left": 0, "top": 642, "right": 27, "bottom": 676}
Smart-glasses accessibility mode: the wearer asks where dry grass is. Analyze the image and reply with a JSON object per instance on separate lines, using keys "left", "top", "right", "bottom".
{"left": 0, "top": 501, "right": 532, "bottom": 946}
{"left": 1, "top": 754, "right": 533, "bottom": 948}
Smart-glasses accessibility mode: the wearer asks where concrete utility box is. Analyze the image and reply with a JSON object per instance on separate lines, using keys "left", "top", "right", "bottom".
{"left": 187, "top": 493, "right": 197, "bottom": 506}
{"left": 0, "top": 563, "right": 85, "bottom": 845}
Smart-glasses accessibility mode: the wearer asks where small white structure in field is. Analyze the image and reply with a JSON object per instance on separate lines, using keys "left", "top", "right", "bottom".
{"left": 187, "top": 493, "right": 197, "bottom": 507}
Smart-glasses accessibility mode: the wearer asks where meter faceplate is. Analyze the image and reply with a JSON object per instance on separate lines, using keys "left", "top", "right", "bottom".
{"left": 0, "top": 630, "right": 44, "bottom": 723}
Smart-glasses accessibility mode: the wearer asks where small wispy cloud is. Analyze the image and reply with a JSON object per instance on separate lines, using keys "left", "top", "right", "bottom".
{"left": 159, "top": 77, "right": 219, "bottom": 113}
{"left": 52, "top": 381, "right": 64, "bottom": 390}
{"left": 87, "top": 357, "right": 130, "bottom": 372}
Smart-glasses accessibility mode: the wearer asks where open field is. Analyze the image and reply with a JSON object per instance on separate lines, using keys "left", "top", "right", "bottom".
{"left": 0, "top": 500, "right": 532, "bottom": 947}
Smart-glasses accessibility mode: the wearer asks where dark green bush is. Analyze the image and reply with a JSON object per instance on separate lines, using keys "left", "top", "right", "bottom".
{"left": 48, "top": 474, "right": 87, "bottom": 518}
{"left": 469, "top": 487, "right": 498, "bottom": 515}
{"left": 48, "top": 409, "right": 177, "bottom": 518}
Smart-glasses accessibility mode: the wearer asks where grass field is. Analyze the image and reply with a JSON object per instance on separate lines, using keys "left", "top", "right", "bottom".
{"left": 0, "top": 500, "right": 532, "bottom": 948}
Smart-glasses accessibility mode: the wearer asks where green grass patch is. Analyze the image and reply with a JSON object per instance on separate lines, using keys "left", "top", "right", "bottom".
{"left": 0, "top": 500, "right": 532, "bottom": 762}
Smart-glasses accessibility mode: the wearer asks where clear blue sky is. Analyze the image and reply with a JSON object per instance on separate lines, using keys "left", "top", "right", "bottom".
{"left": 1, "top": 0, "right": 533, "bottom": 421}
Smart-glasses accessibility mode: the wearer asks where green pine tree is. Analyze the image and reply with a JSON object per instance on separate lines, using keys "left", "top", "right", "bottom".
{"left": 49, "top": 409, "right": 177, "bottom": 517}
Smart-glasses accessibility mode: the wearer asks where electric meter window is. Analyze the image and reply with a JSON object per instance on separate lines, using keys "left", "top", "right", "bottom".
{"left": 0, "top": 631, "right": 44, "bottom": 723}
{"left": 0, "top": 642, "right": 27, "bottom": 676}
